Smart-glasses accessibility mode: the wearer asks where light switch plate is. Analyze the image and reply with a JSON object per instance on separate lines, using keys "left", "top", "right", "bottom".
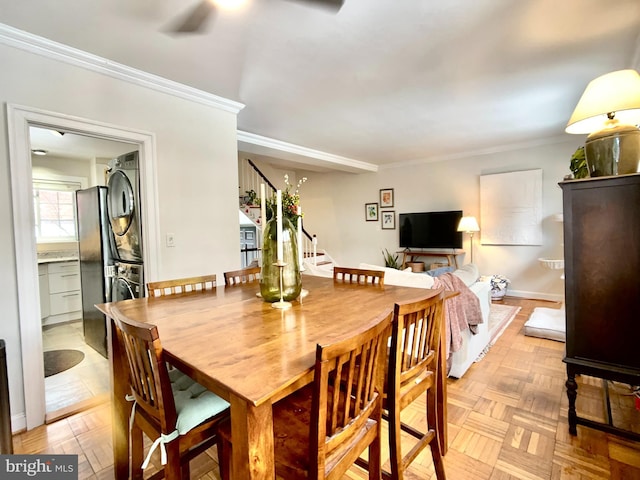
{"left": 166, "top": 233, "right": 176, "bottom": 247}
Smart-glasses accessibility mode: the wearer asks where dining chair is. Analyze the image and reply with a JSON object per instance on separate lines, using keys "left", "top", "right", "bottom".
{"left": 333, "top": 266, "right": 385, "bottom": 286}
{"left": 218, "top": 307, "right": 394, "bottom": 480}
{"left": 223, "top": 266, "right": 261, "bottom": 286}
{"left": 354, "top": 289, "right": 447, "bottom": 479}
{"left": 110, "top": 306, "right": 230, "bottom": 480}
{"left": 147, "top": 274, "right": 217, "bottom": 297}
{"left": 386, "top": 289, "right": 447, "bottom": 480}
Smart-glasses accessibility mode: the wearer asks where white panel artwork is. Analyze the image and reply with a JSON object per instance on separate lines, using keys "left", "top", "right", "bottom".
{"left": 480, "top": 169, "right": 543, "bottom": 245}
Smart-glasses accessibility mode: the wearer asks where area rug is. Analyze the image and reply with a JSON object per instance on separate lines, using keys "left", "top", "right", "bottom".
{"left": 475, "top": 304, "right": 522, "bottom": 362}
{"left": 488, "top": 303, "right": 521, "bottom": 344}
{"left": 44, "top": 349, "right": 85, "bottom": 378}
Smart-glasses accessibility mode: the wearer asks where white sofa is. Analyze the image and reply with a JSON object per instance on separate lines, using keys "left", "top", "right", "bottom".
{"left": 446, "top": 269, "right": 492, "bottom": 378}
{"left": 302, "top": 261, "right": 491, "bottom": 379}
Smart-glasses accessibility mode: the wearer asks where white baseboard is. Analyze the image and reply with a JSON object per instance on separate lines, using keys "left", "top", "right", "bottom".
{"left": 508, "top": 289, "right": 564, "bottom": 303}
{"left": 42, "top": 311, "right": 81, "bottom": 326}
{"left": 12, "top": 413, "right": 26, "bottom": 434}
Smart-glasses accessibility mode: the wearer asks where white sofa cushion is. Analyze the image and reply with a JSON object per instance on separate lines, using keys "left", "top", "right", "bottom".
{"left": 452, "top": 263, "right": 479, "bottom": 287}
{"left": 358, "top": 263, "right": 435, "bottom": 289}
{"left": 303, "top": 262, "right": 436, "bottom": 289}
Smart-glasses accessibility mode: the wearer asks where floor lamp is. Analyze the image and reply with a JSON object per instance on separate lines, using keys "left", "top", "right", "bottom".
{"left": 457, "top": 216, "right": 480, "bottom": 264}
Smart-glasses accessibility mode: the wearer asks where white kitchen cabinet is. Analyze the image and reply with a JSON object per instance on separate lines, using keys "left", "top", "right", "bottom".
{"left": 48, "top": 262, "right": 81, "bottom": 293}
{"left": 49, "top": 291, "right": 82, "bottom": 316}
{"left": 42, "top": 260, "right": 82, "bottom": 324}
{"left": 38, "top": 263, "right": 49, "bottom": 319}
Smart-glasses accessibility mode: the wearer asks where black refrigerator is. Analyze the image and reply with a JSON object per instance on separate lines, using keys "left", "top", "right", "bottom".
{"left": 76, "top": 186, "right": 117, "bottom": 358}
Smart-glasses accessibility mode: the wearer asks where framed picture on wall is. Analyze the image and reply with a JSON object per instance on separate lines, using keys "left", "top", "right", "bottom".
{"left": 365, "top": 203, "right": 379, "bottom": 221}
{"left": 380, "top": 188, "right": 394, "bottom": 208}
{"left": 381, "top": 211, "right": 396, "bottom": 230}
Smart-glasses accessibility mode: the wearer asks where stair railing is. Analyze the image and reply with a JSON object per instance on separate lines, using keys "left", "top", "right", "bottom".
{"left": 239, "top": 158, "right": 320, "bottom": 264}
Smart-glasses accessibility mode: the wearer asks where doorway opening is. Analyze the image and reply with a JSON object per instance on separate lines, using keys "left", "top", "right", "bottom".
{"left": 8, "top": 104, "right": 159, "bottom": 430}
{"left": 30, "top": 126, "right": 134, "bottom": 421}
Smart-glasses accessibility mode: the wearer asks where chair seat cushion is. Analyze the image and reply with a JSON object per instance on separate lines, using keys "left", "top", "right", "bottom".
{"left": 169, "top": 369, "right": 230, "bottom": 434}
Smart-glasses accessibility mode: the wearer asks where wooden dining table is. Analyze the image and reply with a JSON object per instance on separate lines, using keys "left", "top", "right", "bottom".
{"left": 97, "top": 275, "right": 450, "bottom": 480}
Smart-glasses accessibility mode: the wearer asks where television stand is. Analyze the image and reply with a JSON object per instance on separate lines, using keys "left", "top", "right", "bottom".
{"left": 397, "top": 249, "right": 464, "bottom": 270}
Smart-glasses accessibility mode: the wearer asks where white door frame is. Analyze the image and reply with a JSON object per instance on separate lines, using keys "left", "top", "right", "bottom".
{"left": 7, "top": 104, "right": 160, "bottom": 429}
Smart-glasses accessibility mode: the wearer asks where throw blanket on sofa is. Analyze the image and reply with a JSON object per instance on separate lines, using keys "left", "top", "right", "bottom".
{"left": 432, "top": 273, "right": 483, "bottom": 358}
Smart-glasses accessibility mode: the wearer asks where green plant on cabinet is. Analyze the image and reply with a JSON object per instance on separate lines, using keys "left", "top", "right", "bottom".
{"left": 569, "top": 146, "right": 589, "bottom": 179}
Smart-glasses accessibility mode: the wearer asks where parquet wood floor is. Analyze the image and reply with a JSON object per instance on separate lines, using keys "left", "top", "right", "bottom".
{"left": 13, "top": 297, "right": 640, "bottom": 479}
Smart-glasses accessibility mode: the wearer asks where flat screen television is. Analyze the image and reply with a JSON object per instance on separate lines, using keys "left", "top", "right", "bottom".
{"left": 399, "top": 211, "right": 463, "bottom": 249}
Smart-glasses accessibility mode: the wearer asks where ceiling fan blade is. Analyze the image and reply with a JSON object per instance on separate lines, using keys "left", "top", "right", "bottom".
{"left": 171, "top": 0, "right": 216, "bottom": 33}
{"left": 287, "top": 0, "right": 345, "bottom": 12}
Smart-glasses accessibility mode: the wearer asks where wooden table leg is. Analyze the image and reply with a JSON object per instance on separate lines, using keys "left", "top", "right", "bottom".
{"left": 229, "top": 395, "right": 275, "bottom": 480}
{"left": 108, "top": 316, "right": 131, "bottom": 480}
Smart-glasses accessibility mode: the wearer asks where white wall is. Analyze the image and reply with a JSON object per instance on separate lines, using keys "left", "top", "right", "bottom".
{"left": 32, "top": 154, "right": 112, "bottom": 187}
{"left": 0, "top": 42, "right": 241, "bottom": 427}
{"left": 295, "top": 139, "right": 583, "bottom": 301}
{"left": 32, "top": 154, "right": 92, "bottom": 180}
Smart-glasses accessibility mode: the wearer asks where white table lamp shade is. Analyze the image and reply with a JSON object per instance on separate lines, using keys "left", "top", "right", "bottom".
{"left": 457, "top": 216, "right": 480, "bottom": 233}
{"left": 566, "top": 69, "right": 640, "bottom": 134}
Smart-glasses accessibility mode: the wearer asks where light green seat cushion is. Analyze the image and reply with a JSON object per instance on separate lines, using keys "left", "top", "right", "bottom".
{"left": 168, "top": 368, "right": 229, "bottom": 435}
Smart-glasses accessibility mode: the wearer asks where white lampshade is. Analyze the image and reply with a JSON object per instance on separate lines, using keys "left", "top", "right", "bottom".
{"left": 457, "top": 216, "right": 479, "bottom": 233}
{"left": 566, "top": 69, "right": 640, "bottom": 134}
{"left": 566, "top": 69, "right": 640, "bottom": 176}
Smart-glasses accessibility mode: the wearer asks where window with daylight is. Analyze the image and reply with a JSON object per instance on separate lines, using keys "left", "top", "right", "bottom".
{"left": 33, "top": 179, "right": 81, "bottom": 242}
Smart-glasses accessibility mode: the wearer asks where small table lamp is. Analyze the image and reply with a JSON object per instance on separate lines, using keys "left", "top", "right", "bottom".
{"left": 565, "top": 69, "right": 640, "bottom": 176}
{"left": 457, "top": 216, "right": 480, "bottom": 264}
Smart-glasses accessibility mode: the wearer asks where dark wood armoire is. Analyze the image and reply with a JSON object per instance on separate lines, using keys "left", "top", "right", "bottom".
{"left": 560, "top": 173, "right": 640, "bottom": 440}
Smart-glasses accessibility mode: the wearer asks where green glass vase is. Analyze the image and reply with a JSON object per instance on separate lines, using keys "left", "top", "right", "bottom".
{"left": 260, "top": 217, "right": 302, "bottom": 302}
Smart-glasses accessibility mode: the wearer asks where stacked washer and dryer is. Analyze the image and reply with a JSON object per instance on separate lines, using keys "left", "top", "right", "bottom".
{"left": 77, "top": 150, "right": 144, "bottom": 356}
{"left": 106, "top": 151, "right": 145, "bottom": 302}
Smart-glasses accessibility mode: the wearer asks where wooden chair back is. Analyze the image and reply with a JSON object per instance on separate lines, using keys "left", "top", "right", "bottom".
{"left": 147, "top": 274, "right": 217, "bottom": 297}
{"left": 387, "top": 288, "right": 447, "bottom": 479}
{"left": 333, "top": 266, "right": 385, "bottom": 286}
{"left": 309, "top": 308, "right": 392, "bottom": 478}
{"left": 111, "top": 307, "right": 176, "bottom": 432}
{"left": 223, "top": 266, "right": 261, "bottom": 286}
{"left": 111, "top": 306, "right": 229, "bottom": 479}
{"left": 218, "top": 308, "right": 393, "bottom": 480}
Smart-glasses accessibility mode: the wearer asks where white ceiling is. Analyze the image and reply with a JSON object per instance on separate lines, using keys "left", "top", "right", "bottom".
{"left": 29, "top": 126, "right": 136, "bottom": 161}
{"left": 3, "top": 0, "right": 640, "bottom": 171}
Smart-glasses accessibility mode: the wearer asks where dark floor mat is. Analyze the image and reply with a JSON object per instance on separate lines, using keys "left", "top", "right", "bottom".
{"left": 44, "top": 349, "right": 85, "bottom": 377}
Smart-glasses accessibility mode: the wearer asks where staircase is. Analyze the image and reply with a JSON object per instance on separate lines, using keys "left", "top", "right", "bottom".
{"left": 238, "top": 158, "right": 334, "bottom": 269}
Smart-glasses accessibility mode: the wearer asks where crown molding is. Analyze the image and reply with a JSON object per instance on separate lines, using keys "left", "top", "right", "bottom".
{"left": 380, "top": 134, "right": 578, "bottom": 170}
{"left": 0, "top": 22, "right": 375, "bottom": 172}
{"left": 237, "top": 130, "right": 378, "bottom": 173}
{"left": 0, "top": 23, "right": 245, "bottom": 114}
